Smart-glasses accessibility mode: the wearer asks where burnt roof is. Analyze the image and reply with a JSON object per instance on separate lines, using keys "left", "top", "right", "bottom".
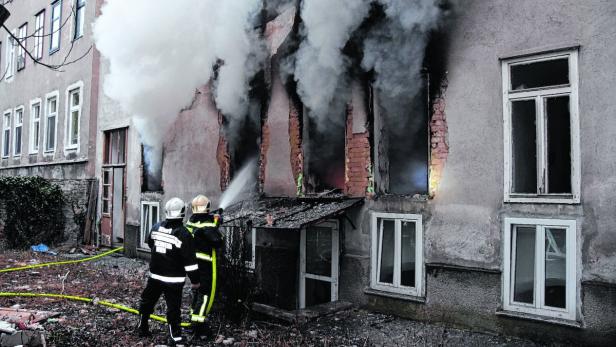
{"left": 222, "top": 197, "right": 363, "bottom": 229}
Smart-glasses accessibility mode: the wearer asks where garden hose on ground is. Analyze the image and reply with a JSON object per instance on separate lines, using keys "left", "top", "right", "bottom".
{"left": 0, "top": 247, "right": 125, "bottom": 273}
{"left": 0, "top": 247, "right": 192, "bottom": 327}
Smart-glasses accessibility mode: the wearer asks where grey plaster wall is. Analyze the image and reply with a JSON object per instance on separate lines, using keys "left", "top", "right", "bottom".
{"left": 429, "top": 0, "right": 616, "bottom": 281}
{"left": 0, "top": 0, "right": 97, "bottom": 178}
{"left": 337, "top": 1, "right": 616, "bottom": 341}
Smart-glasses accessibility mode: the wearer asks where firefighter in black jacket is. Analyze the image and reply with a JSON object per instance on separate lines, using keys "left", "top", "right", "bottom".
{"left": 137, "top": 197, "right": 200, "bottom": 345}
{"left": 186, "top": 194, "right": 224, "bottom": 339}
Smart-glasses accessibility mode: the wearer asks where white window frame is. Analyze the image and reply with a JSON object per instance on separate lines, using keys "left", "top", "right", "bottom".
{"left": 502, "top": 50, "right": 580, "bottom": 204}
{"left": 64, "top": 81, "right": 83, "bottom": 151}
{"left": 49, "top": 0, "right": 62, "bottom": 54}
{"left": 502, "top": 217, "right": 577, "bottom": 321}
{"left": 34, "top": 10, "right": 45, "bottom": 60}
{"left": 44, "top": 90, "right": 60, "bottom": 154}
{"left": 29, "top": 98, "right": 42, "bottom": 154}
{"left": 16, "top": 24, "right": 27, "bottom": 71}
{"left": 72, "top": 0, "right": 86, "bottom": 40}
{"left": 2, "top": 110, "right": 11, "bottom": 158}
{"left": 370, "top": 212, "right": 424, "bottom": 297}
{"left": 140, "top": 201, "right": 160, "bottom": 250}
{"left": 12, "top": 106, "right": 24, "bottom": 157}
{"left": 4, "top": 31, "right": 15, "bottom": 80}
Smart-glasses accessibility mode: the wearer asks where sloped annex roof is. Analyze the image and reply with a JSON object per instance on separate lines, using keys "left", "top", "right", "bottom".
{"left": 222, "top": 197, "right": 363, "bottom": 229}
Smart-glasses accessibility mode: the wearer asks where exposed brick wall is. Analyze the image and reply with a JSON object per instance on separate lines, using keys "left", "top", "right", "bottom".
{"left": 288, "top": 100, "right": 303, "bottom": 195}
{"left": 217, "top": 113, "right": 231, "bottom": 191}
{"left": 259, "top": 121, "right": 270, "bottom": 193}
{"left": 429, "top": 79, "right": 449, "bottom": 196}
{"left": 345, "top": 104, "right": 371, "bottom": 197}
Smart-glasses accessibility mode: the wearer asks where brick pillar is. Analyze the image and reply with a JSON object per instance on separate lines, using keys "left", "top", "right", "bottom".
{"left": 259, "top": 121, "right": 270, "bottom": 194}
{"left": 429, "top": 80, "right": 449, "bottom": 196}
{"left": 216, "top": 113, "right": 231, "bottom": 191}
{"left": 289, "top": 100, "right": 303, "bottom": 196}
{"left": 345, "top": 104, "right": 371, "bottom": 197}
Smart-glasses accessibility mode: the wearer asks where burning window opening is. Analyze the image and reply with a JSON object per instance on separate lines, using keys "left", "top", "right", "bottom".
{"left": 224, "top": 71, "right": 268, "bottom": 191}
{"left": 372, "top": 72, "right": 430, "bottom": 196}
{"left": 141, "top": 144, "right": 163, "bottom": 192}
{"left": 302, "top": 109, "right": 346, "bottom": 195}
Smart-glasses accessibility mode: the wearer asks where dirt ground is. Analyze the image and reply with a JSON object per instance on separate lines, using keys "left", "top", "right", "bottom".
{"left": 0, "top": 250, "right": 557, "bottom": 346}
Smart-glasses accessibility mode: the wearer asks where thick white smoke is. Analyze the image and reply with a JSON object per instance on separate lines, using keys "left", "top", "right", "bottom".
{"left": 293, "top": 0, "right": 371, "bottom": 129}
{"left": 93, "top": 0, "right": 263, "bottom": 180}
{"left": 213, "top": 1, "right": 266, "bottom": 137}
{"left": 362, "top": 0, "right": 442, "bottom": 103}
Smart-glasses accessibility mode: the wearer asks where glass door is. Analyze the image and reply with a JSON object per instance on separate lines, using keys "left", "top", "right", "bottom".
{"left": 299, "top": 220, "right": 339, "bottom": 309}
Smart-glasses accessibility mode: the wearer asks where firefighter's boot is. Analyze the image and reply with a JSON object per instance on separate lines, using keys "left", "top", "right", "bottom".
{"left": 136, "top": 314, "right": 151, "bottom": 337}
{"left": 168, "top": 323, "right": 184, "bottom": 346}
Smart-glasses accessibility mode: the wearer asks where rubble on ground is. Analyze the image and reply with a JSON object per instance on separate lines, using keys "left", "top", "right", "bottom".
{"left": 1, "top": 249, "right": 558, "bottom": 346}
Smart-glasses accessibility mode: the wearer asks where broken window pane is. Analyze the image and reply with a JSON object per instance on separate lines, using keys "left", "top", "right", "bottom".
{"left": 513, "top": 226, "right": 535, "bottom": 304}
{"left": 545, "top": 228, "right": 566, "bottom": 308}
{"left": 142, "top": 205, "right": 150, "bottom": 232}
{"left": 305, "top": 278, "right": 331, "bottom": 307}
{"left": 511, "top": 100, "right": 537, "bottom": 194}
{"left": 546, "top": 96, "right": 571, "bottom": 193}
{"left": 151, "top": 205, "right": 158, "bottom": 227}
{"left": 511, "top": 58, "right": 569, "bottom": 90}
{"left": 400, "top": 221, "right": 416, "bottom": 287}
{"left": 378, "top": 219, "right": 395, "bottom": 284}
{"left": 306, "top": 226, "right": 332, "bottom": 277}
{"left": 243, "top": 229, "right": 253, "bottom": 263}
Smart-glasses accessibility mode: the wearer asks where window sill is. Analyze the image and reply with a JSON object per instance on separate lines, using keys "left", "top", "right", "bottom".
{"left": 505, "top": 195, "right": 579, "bottom": 204}
{"left": 72, "top": 35, "right": 83, "bottom": 43}
{"left": 136, "top": 247, "right": 151, "bottom": 253}
{"left": 364, "top": 287, "right": 426, "bottom": 303}
{"left": 495, "top": 310, "right": 581, "bottom": 328}
{"left": 49, "top": 48, "right": 60, "bottom": 56}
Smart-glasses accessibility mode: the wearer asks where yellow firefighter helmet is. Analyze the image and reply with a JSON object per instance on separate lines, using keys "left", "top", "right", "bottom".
{"left": 191, "top": 194, "right": 211, "bottom": 214}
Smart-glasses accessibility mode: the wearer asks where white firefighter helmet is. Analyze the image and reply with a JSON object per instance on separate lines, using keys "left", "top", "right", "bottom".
{"left": 191, "top": 194, "right": 211, "bottom": 214}
{"left": 165, "top": 197, "right": 186, "bottom": 220}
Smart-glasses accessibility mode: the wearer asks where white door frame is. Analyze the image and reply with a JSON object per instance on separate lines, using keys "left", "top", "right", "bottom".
{"left": 299, "top": 219, "right": 339, "bottom": 309}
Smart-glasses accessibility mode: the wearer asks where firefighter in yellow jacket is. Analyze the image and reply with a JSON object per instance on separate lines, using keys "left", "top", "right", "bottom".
{"left": 186, "top": 194, "right": 224, "bottom": 339}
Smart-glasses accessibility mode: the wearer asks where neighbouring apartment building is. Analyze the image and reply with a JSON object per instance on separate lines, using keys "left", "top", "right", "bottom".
{"left": 0, "top": 0, "right": 99, "bottom": 244}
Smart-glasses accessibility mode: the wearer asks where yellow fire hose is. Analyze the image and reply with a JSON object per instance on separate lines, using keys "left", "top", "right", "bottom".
{"left": 0, "top": 247, "right": 192, "bottom": 327}
{"left": 0, "top": 247, "right": 125, "bottom": 273}
{"left": 0, "top": 292, "right": 191, "bottom": 327}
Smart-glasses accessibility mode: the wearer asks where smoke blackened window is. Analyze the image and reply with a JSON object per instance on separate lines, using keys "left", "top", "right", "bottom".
{"left": 224, "top": 71, "right": 265, "bottom": 182}
{"left": 141, "top": 144, "right": 162, "bottom": 192}
{"left": 374, "top": 73, "right": 429, "bottom": 195}
{"left": 303, "top": 110, "right": 346, "bottom": 193}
